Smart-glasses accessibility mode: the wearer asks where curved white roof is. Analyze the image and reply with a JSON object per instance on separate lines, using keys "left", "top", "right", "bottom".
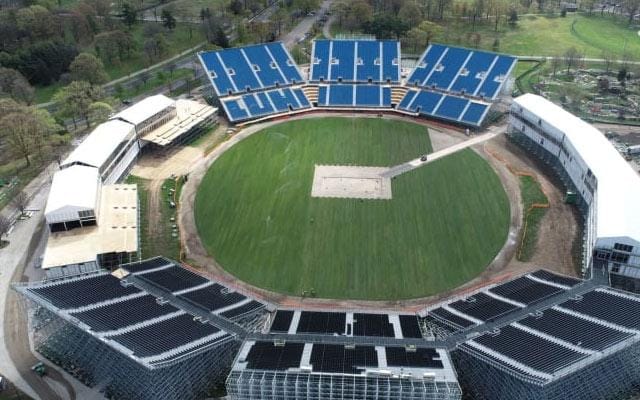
{"left": 62, "top": 120, "right": 135, "bottom": 170}
{"left": 514, "top": 94, "right": 640, "bottom": 242}
{"left": 113, "top": 94, "right": 175, "bottom": 126}
{"left": 45, "top": 165, "right": 100, "bottom": 218}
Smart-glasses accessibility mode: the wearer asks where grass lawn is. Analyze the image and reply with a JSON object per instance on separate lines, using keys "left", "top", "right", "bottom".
{"left": 517, "top": 175, "right": 549, "bottom": 261}
{"left": 443, "top": 15, "right": 640, "bottom": 58}
{"left": 195, "top": 117, "right": 510, "bottom": 300}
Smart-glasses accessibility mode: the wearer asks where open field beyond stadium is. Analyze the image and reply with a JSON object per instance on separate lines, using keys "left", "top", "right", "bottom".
{"left": 195, "top": 117, "right": 510, "bottom": 300}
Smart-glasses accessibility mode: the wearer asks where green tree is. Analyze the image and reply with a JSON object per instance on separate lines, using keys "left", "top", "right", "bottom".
{"left": 161, "top": 9, "right": 176, "bottom": 30}
{"left": 70, "top": 53, "right": 109, "bottom": 85}
{"left": 121, "top": 3, "right": 137, "bottom": 28}
{"left": 88, "top": 101, "right": 113, "bottom": 126}
{"left": 53, "top": 81, "right": 104, "bottom": 128}
{"left": 398, "top": 2, "right": 423, "bottom": 29}
{"left": 0, "top": 68, "right": 35, "bottom": 104}
{"left": 0, "top": 99, "right": 54, "bottom": 166}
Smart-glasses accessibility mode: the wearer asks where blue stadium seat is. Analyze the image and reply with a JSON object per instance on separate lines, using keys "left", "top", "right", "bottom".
{"left": 199, "top": 52, "right": 237, "bottom": 96}
{"left": 476, "top": 56, "right": 517, "bottom": 99}
{"left": 199, "top": 42, "right": 302, "bottom": 97}
{"left": 243, "top": 45, "right": 287, "bottom": 88}
{"left": 460, "top": 102, "right": 489, "bottom": 126}
{"left": 218, "top": 48, "right": 262, "bottom": 93}
{"left": 328, "top": 85, "right": 354, "bottom": 106}
{"left": 434, "top": 96, "right": 469, "bottom": 120}
{"left": 398, "top": 90, "right": 419, "bottom": 110}
{"left": 312, "top": 40, "right": 331, "bottom": 81}
{"left": 382, "top": 41, "right": 400, "bottom": 82}
{"left": 265, "top": 42, "right": 303, "bottom": 84}
{"left": 449, "top": 52, "right": 497, "bottom": 95}
{"left": 222, "top": 98, "right": 249, "bottom": 122}
{"left": 294, "top": 89, "right": 311, "bottom": 107}
{"left": 426, "top": 47, "right": 471, "bottom": 90}
{"left": 331, "top": 40, "right": 355, "bottom": 81}
{"left": 407, "top": 44, "right": 447, "bottom": 85}
{"left": 356, "top": 41, "right": 381, "bottom": 82}
{"left": 382, "top": 87, "right": 392, "bottom": 107}
{"left": 355, "top": 85, "right": 381, "bottom": 107}
{"left": 318, "top": 85, "right": 328, "bottom": 105}
{"left": 267, "top": 88, "right": 308, "bottom": 111}
{"left": 412, "top": 90, "right": 443, "bottom": 114}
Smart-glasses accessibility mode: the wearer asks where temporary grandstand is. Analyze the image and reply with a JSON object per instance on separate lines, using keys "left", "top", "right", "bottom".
{"left": 453, "top": 286, "right": 640, "bottom": 400}
{"left": 199, "top": 40, "right": 516, "bottom": 127}
{"left": 112, "top": 94, "right": 217, "bottom": 148}
{"left": 227, "top": 341, "right": 461, "bottom": 400}
{"left": 508, "top": 94, "right": 640, "bottom": 289}
{"left": 15, "top": 257, "right": 640, "bottom": 400}
{"left": 14, "top": 257, "right": 268, "bottom": 400}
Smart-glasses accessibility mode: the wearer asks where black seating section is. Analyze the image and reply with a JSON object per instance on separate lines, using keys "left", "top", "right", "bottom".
{"left": 71, "top": 295, "right": 179, "bottom": 332}
{"left": 353, "top": 313, "right": 395, "bottom": 337}
{"left": 110, "top": 314, "right": 220, "bottom": 357}
{"left": 139, "top": 266, "right": 209, "bottom": 293}
{"left": 30, "top": 274, "right": 140, "bottom": 309}
{"left": 220, "top": 300, "right": 264, "bottom": 318}
{"left": 531, "top": 270, "right": 582, "bottom": 287}
{"left": 310, "top": 344, "right": 378, "bottom": 374}
{"left": 399, "top": 315, "right": 423, "bottom": 338}
{"left": 430, "top": 307, "right": 476, "bottom": 329}
{"left": 490, "top": 276, "right": 564, "bottom": 305}
{"left": 270, "top": 310, "right": 294, "bottom": 333}
{"left": 560, "top": 290, "right": 640, "bottom": 330}
{"left": 296, "top": 311, "right": 346, "bottom": 335}
{"left": 449, "top": 292, "right": 519, "bottom": 322}
{"left": 518, "top": 309, "right": 632, "bottom": 351}
{"left": 385, "top": 347, "right": 443, "bottom": 369}
{"left": 474, "top": 325, "right": 587, "bottom": 374}
{"left": 179, "top": 283, "right": 246, "bottom": 312}
{"left": 122, "top": 257, "right": 172, "bottom": 273}
{"left": 245, "top": 341, "right": 304, "bottom": 371}
{"left": 423, "top": 316, "right": 460, "bottom": 334}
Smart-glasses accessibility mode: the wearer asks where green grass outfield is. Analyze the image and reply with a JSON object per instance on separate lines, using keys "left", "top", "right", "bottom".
{"left": 195, "top": 118, "right": 510, "bottom": 300}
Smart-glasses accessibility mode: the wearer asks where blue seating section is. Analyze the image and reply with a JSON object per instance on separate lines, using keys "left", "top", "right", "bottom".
{"left": 311, "top": 39, "right": 400, "bottom": 83}
{"left": 221, "top": 88, "right": 311, "bottom": 123}
{"left": 398, "top": 89, "right": 489, "bottom": 127}
{"left": 407, "top": 44, "right": 516, "bottom": 99}
{"left": 316, "top": 85, "right": 392, "bottom": 108}
{"left": 199, "top": 42, "right": 302, "bottom": 96}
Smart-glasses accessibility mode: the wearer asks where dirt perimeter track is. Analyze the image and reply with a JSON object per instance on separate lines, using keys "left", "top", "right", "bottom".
{"left": 178, "top": 113, "right": 579, "bottom": 312}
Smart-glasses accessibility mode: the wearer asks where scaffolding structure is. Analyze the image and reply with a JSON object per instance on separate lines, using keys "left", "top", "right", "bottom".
{"left": 453, "top": 338, "right": 640, "bottom": 400}
{"left": 31, "top": 306, "right": 239, "bottom": 400}
{"left": 227, "top": 370, "right": 462, "bottom": 400}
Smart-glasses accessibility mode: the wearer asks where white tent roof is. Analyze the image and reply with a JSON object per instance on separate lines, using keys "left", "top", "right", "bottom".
{"left": 113, "top": 94, "right": 175, "bottom": 126}
{"left": 45, "top": 165, "right": 100, "bottom": 217}
{"left": 62, "top": 120, "right": 135, "bottom": 170}
{"left": 514, "top": 94, "right": 640, "bottom": 242}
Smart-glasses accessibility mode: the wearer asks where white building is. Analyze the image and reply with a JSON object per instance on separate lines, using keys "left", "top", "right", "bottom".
{"left": 509, "top": 94, "right": 640, "bottom": 289}
{"left": 44, "top": 165, "right": 102, "bottom": 232}
{"left": 61, "top": 119, "right": 139, "bottom": 184}
{"left": 112, "top": 94, "right": 217, "bottom": 147}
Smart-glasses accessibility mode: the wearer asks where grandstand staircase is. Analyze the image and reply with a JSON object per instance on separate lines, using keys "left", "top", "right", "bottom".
{"left": 391, "top": 86, "right": 410, "bottom": 106}
{"left": 302, "top": 85, "right": 319, "bottom": 104}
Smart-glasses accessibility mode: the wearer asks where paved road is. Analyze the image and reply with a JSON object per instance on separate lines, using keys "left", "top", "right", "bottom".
{"left": 0, "top": 163, "right": 64, "bottom": 400}
{"left": 280, "top": 0, "right": 333, "bottom": 48}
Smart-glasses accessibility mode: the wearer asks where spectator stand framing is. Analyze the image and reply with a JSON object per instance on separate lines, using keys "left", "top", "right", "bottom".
{"left": 198, "top": 42, "right": 311, "bottom": 124}
{"left": 13, "top": 257, "right": 269, "bottom": 400}
{"left": 199, "top": 40, "right": 516, "bottom": 128}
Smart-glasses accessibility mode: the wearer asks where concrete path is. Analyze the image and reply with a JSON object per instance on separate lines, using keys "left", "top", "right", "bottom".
{"left": 381, "top": 125, "right": 505, "bottom": 178}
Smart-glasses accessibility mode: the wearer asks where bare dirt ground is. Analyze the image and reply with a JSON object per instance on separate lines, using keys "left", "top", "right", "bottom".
{"left": 174, "top": 113, "right": 580, "bottom": 312}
